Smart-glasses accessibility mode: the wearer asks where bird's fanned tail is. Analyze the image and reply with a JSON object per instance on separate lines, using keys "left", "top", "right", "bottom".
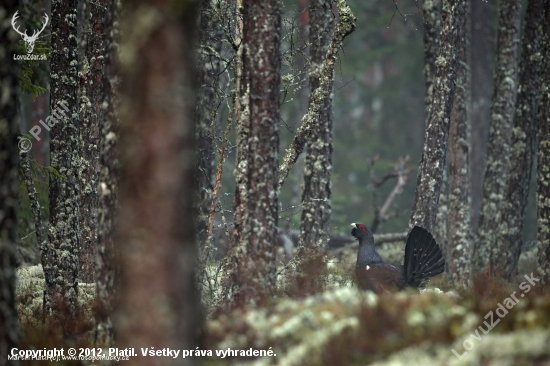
{"left": 404, "top": 226, "right": 445, "bottom": 288}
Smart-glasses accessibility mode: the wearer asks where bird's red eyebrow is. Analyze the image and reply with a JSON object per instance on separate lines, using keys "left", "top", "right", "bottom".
{"left": 358, "top": 224, "right": 366, "bottom": 230}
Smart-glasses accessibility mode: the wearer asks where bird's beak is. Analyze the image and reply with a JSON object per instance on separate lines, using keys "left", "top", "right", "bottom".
{"left": 350, "top": 223, "right": 356, "bottom": 228}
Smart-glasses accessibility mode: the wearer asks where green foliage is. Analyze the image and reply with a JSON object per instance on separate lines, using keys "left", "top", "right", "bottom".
{"left": 18, "top": 41, "right": 50, "bottom": 100}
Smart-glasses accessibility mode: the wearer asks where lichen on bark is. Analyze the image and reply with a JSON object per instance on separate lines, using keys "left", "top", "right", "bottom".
{"left": 410, "top": 0, "right": 460, "bottom": 233}
{"left": 223, "top": 0, "right": 282, "bottom": 309}
{"left": 537, "top": 0, "right": 550, "bottom": 287}
{"left": 278, "top": 0, "right": 356, "bottom": 189}
{"left": 493, "top": 0, "right": 544, "bottom": 281}
{"left": 45, "top": 0, "right": 81, "bottom": 322}
{"left": 473, "top": 0, "right": 522, "bottom": 273}
{"left": 447, "top": 0, "right": 472, "bottom": 287}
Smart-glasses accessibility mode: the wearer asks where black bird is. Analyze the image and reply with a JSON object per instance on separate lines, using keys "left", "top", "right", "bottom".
{"left": 351, "top": 223, "right": 445, "bottom": 294}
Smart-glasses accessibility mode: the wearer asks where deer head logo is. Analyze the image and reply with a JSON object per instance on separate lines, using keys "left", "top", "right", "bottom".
{"left": 12, "top": 11, "right": 49, "bottom": 54}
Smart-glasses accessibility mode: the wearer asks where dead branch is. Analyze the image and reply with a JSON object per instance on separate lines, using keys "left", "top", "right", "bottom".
{"left": 370, "top": 155, "right": 414, "bottom": 232}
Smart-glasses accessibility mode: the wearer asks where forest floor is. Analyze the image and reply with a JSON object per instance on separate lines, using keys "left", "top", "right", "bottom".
{"left": 15, "top": 241, "right": 550, "bottom": 365}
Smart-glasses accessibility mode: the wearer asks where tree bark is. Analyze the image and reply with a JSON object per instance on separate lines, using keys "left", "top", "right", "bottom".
{"left": 278, "top": 0, "right": 356, "bottom": 189}
{"left": 447, "top": 0, "right": 471, "bottom": 287}
{"left": 95, "top": 0, "right": 120, "bottom": 345}
{"left": 494, "top": 0, "right": 545, "bottom": 281}
{"left": 299, "top": 0, "right": 334, "bottom": 250}
{"left": 0, "top": 0, "right": 20, "bottom": 359}
{"left": 45, "top": 0, "right": 81, "bottom": 322}
{"left": 422, "top": 0, "right": 441, "bottom": 116}
{"left": 537, "top": 0, "right": 550, "bottom": 287}
{"left": 195, "top": 0, "right": 223, "bottom": 247}
{"left": 409, "top": 0, "right": 460, "bottom": 233}
{"left": 293, "top": 0, "right": 335, "bottom": 296}
{"left": 470, "top": 0, "right": 496, "bottom": 233}
{"left": 473, "top": 0, "right": 522, "bottom": 272}
{"left": 114, "top": 1, "right": 199, "bottom": 363}
{"left": 226, "top": 0, "right": 282, "bottom": 308}
{"left": 78, "top": 0, "right": 111, "bottom": 284}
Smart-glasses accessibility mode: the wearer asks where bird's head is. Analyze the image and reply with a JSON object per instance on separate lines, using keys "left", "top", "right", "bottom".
{"left": 350, "top": 223, "right": 370, "bottom": 240}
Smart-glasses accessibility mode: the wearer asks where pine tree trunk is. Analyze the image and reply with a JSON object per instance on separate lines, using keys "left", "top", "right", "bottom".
{"left": 95, "top": 0, "right": 120, "bottom": 345}
{"left": 299, "top": 0, "right": 334, "bottom": 249}
{"left": 493, "top": 0, "right": 545, "bottom": 281}
{"left": 447, "top": 0, "right": 471, "bottom": 287}
{"left": 78, "top": 0, "right": 111, "bottom": 284}
{"left": 410, "top": 0, "right": 460, "bottom": 232}
{"left": 0, "top": 0, "right": 20, "bottom": 358}
{"left": 470, "top": 0, "right": 496, "bottom": 232}
{"left": 226, "top": 0, "right": 282, "bottom": 307}
{"left": 195, "top": 0, "right": 223, "bottom": 247}
{"left": 45, "top": 0, "right": 81, "bottom": 321}
{"left": 294, "top": 0, "right": 334, "bottom": 295}
{"left": 473, "top": 0, "right": 522, "bottom": 273}
{"left": 422, "top": 0, "right": 441, "bottom": 116}
{"left": 114, "top": 1, "right": 199, "bottom": 363}
{"left": 537, "top": 1, "right": 550, "bottom": 287}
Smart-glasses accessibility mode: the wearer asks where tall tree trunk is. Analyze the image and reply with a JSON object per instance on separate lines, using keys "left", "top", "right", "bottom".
{"left": 470, "top": 0, "right": 496, "bottom": 233}
{"left": 195, "top": 0, "right": 223, "bottom": 248}
{"left": 114, "top": 1, "right": 199, "bottom": 363}
{"left": 494, "top": 0, "right": 545, "bottom": 281}
{"left": 473, "top": 0, "right": 522, "bottom": 273}
{"left": 78, "top": 0, "right": 111, "bottom": 284}
{"left": 447, "top": 0, "right": 471, "bottom": 287}
{"left": 422, "top": 0, "right": 441, "bottom": 116}
{"left": 299, "top": 0, "right": 334, "bottom": 249}
{"left": 95, "top": 0, "right": 120, "bottom": 345}
{"left": 0, "top": 0, "right": 20, "bottom": 359}
{"left": 409, "top": 0, "right": 460, "bottom": 232}
{"left": 422, "top": 0, "right": 448, "bottom": 249}
{"left": 226, "top": 0, "right": 282, "bottom": 308}
{"left": 45, "top": 0, "right": 81, "bottom": 321}
{"left": 537, "top": 0, "right": 550, "bottom": 287}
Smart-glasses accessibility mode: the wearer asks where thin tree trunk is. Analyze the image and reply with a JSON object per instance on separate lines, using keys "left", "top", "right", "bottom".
{"left": 447, "top": 0, "right": 471, "bottom": 287}
{"left": 299, "top": 0, "right": 334, "bottom": 249}
{"left": 473, "top": 0, "right": 522, "bottom": 273}
{"left": 226, "top": 0, "right": 282, "bottom": 308}
{"left": 537, "top": 0, "right": 550, "bottom": 287}
{"left": 196, "top": 0, "right": 223, "bottom": 247}
{"left": 0, "top": 0, "right": 20, "bottom": 358}
{"left": 494, "top": 0, "right": 545, "bottom": 281}
{"left": 114, "top": 1, "right": 199, "bottom": 363}
{"left": 294, "top": 0, "right": 334, "bottom": 295}
{"left": 19, "top": 152, "right": 47, "bottom": 251}
{"left": 470, "top": 0, "right": 496, "bottom": 233}
{"left": 95, "top": 0, "right": 120, "bottom": 345}
{"left": 409, "top": 0, "right": 460, "bottom": 232}
{"left": 78, "top": 0, "right": 111, "bottom": 284}
{"left": 45, "top": 0, "right": 80, "bottom": 322}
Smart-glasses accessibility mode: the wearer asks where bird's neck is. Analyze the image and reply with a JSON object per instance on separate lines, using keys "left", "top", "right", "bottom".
{"left": 357, "top": 238, "right": 383, "bottom": 266}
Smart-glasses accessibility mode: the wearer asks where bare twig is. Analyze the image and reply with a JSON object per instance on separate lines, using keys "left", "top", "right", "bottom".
{"left": 370, "top": 155, "right": 413, "bottom": 232}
